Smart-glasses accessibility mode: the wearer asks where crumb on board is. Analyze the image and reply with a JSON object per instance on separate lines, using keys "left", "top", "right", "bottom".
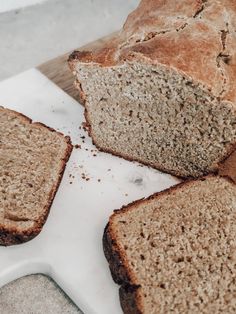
{"left": 74, "top": 144, "right": 81, "bottom": 149}
{"left": 98, "top": 179, "right": 101, "bottom": 182}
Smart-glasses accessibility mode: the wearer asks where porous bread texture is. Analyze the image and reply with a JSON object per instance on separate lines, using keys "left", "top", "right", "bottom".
{"left": 69, "top": 0, "right": 236, "bottom": 178}
{"left": 0, "top": 107, "right": 72, "bottom": 245}
{"left": 104, "top": 176, "right": 236, "bottom": 313}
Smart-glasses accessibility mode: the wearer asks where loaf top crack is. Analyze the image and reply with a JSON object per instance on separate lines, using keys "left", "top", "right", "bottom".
{"left": 70, "top": 0, "right": 236, "bottom": 102}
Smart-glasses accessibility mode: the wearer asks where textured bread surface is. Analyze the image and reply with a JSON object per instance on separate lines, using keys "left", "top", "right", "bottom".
{"left": 69, "top": 0, "right": 236, "bottom": 178}
{"left": 0, "top": 107, "right": 72, "bottom": 245}
{"left": 103, "top": 176, "right": 236, "bottom": 313}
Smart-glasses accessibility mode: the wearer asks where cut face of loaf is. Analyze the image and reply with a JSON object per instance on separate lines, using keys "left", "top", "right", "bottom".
{"left": 0, "top": 107, "right": 72, "bottom": 245}
{"left": 103, "top": 176, "right": 236, "bottom": 313}
{"left": 69, "top": 0, "right": 236, "bottom": 178}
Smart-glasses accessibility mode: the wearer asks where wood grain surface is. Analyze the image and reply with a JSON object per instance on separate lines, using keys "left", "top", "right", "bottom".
{"left": 37, "top": 31, "right": 118, "bottom": 101}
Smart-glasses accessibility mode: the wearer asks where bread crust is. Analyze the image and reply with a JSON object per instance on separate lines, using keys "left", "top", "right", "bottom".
{"left": 103, "top": 175, "right": 235, "bottom": 313}
{"left": 103, "top": 224, "right": 143, "bottom": 314}
{"left": 69, "top": 0, "right": 236, "bottom": 103}
{"left": 0, "top": 107, "right": 73, "bottom": 246}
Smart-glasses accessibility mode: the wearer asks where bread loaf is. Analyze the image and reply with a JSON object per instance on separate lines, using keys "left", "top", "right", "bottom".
{"left": 0, "top": 107, "right": 72, "bottom": 245}
{"left": 69, "top": 0, "right": 236, "bottom": 178}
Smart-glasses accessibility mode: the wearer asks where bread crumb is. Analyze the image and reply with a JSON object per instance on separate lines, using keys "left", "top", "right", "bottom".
{"left": 74, "top": 144, "right": 81, "bottom": 149}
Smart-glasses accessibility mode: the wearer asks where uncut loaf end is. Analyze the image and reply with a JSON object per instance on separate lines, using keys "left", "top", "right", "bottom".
{"left": 69, "top": 0, "right": 236, "bottom": 178}
{"left": 0, "top": 107, "right": 72, "bottom": 246}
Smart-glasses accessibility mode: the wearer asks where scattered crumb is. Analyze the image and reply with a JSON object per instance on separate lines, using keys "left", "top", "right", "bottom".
{"left": 93, "top": 154, "right": 97, "bottom": 157}
{"left": 74, "top": 144, "right": 81, "bottom": 149}
{"left": 108, "top": 169, "right": 111, "bottom": 171}
{"left": 98, "top": 179, "right": 101, "bottom": 182}
{"left": 86, "top": 178, "right": 90, "bottom": 181}
{"left": 125, "top": 193, "right": 128, "bottom": 196}
{"left": 85, "top": 148, "right": 89, "bottom": 151}
{"left": 69, "top": 182, "right": 72, "bottom": 184}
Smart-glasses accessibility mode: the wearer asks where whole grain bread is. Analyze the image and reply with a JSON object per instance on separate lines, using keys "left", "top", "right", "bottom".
{"left": 69, "top": 0, "right": 236, "bottom": 178}
{"left": 103, "top": 175, "right": 236, "bottom": 313}
{"left": 0, "top": 106, "right": 72, "bottom": 246}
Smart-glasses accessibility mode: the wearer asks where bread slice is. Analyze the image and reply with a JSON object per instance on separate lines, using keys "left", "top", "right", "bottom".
{"left": 103, "top": 175, "right": 236, "bottom": 313}
{"left": 0, "top": 107, "right": 72, "bottom": 246}
{"left": 69, "top": 0, "right": 236, "bottom": 178}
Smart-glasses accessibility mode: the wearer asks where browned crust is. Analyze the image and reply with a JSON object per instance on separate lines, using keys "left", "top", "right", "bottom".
{"left": 103, "top": 224, "right": 143, "bottom": 314}
{"left": 68, "top": 1, "right": 236, "bottom": 103}
{"left": 0, "top": 106, "right": 73, "bottom": 246}
{"left": 103, "top": 175, "right": 235, "bottom": 313}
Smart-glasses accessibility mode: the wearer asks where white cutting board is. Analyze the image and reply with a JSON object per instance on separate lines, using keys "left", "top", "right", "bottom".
{"left": 0, "top": 68, "right": 179, "bottom": 313}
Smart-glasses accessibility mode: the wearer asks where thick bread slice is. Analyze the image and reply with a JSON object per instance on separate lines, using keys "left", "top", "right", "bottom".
{"left": 0, "top": 107, "right": 72, "bottom": 246}
{"left": 69, "top": 0, "right": 236, "bottom": 178}
{"left": 103, "top": 176, "right": 236, "bottom": 313}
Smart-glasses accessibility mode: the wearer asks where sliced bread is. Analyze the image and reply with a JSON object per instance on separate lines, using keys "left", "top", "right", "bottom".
{"left": 0, "top": 107, "right": 72, "bottom": 246}
{"left": 103, "top": 175, "right": 236, "bottom": 313}
{"left": 69, "top": 0, "right": 236, "bottom": 178}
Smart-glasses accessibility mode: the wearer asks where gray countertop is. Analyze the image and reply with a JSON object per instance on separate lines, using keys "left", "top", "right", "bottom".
{"left": 0, "top": 0, "right": 139, "bottom": 313}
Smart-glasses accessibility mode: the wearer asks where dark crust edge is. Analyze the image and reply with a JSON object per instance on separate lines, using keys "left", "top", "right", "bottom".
{"left": 103, "top": 175, "right": 234, "bottom": 313}
{"left": 0, "top": 106, "right": 73, "bottom": 246}
{"left": 103, "top": 224, "right": 143, "bottom": 314}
